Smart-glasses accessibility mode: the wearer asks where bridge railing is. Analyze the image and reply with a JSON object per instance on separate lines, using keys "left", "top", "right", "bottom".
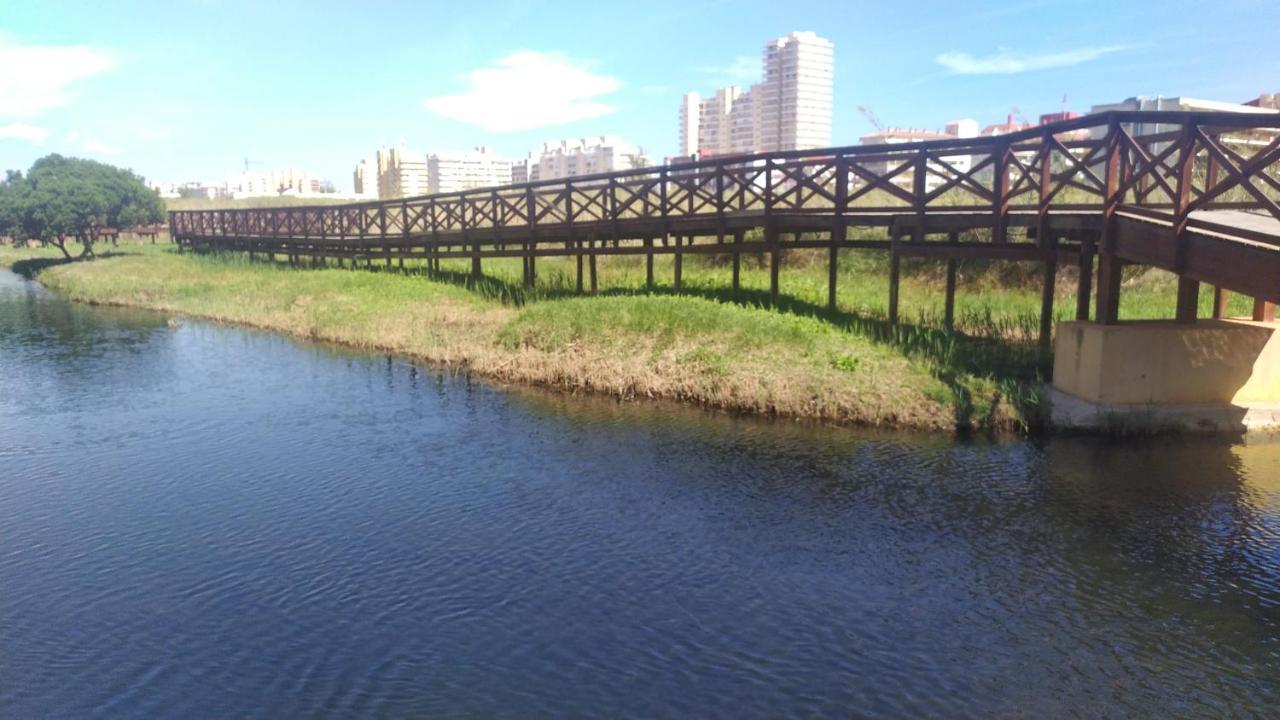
{"left": 171, "top": 111, "right": 1280, "bottom": 245}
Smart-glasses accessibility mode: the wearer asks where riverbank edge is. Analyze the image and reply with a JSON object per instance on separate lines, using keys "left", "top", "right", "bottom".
{"left": 5, "top": 250, "right": 1036, "bottom": 434}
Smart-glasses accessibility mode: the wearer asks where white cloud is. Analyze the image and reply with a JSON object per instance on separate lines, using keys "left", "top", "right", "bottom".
{"left": 696, "top": 55, "right": 759, "bottom": 84}
{"left": 80, "top": 138, "right": 122, "bottom": 156}
{"left": 0, "top": 122, "right": 51, "bottom": 144}
{"left": 936, "top": 45, "right": 1128, "bottom": 75}
{"left": 0, "top": 40, "right": 116, "bottom": 117}
{"left": 424, "top": 51, "right": 620, "bottom": 132}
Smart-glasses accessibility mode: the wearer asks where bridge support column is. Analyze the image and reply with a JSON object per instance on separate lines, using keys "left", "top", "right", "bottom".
{"left": 1076, "top": 239, "right": 1095, "bottom": 321}
{"left": 768, "top": 227, "right": 780, "bottom": 306}
{"left": 673, "top": 235, "right": 683, "bottom": 292}
{"left": 1096, "top": 252, "right": 1122, "bottom": 324}
{"left": 944, "top": 259, "right": 957, "bottom": 330}
{"left": 827, "top": 236, "right": 839, "bottom": 312}
{"left": 1175, "top": 277, "right": 1200, "bottom": 323}
{"left": 888, "top": 227, "right": 901, "bottom": 325}
{"left": 1040, "top": 255, "right": 1058, "bottom": 360}
{"left": 731, "top": 230, "right": 743, "bottom": 298}
{"left": 1052, "top": 320, "right": 1280, "bottom": 432}
{"left": 644, "top": 237, "right": 654, "bottom": 289}
{"left": 575, "top": 239, "right": 584, "bottom": 294}
{"left": 589, "top": 234, "right": 598, "bottom": 295}
{"left": 1213, "top": 287, "right": 1229, "bottom": 319}
{"left": 1255, "top": 299, "right": 1277, "bottom": 322}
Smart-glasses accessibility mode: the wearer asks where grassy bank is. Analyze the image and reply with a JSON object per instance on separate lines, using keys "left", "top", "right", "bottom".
{"left": 1, "top": 241, "right": 1254, "bottom": 433}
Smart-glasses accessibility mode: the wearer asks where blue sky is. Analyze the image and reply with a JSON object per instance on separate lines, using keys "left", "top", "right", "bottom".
{"left": 2, "top": 0, "right": 1277, "bottom": 190}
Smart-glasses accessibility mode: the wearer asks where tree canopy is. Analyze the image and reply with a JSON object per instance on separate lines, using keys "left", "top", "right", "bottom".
{"left": 0, "top": 155, "right": 165, "bottom": 259}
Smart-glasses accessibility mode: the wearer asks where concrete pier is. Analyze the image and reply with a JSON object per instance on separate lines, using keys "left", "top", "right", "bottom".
{"left": 1051, "top": 320, "right": 1280, "bottom": 433}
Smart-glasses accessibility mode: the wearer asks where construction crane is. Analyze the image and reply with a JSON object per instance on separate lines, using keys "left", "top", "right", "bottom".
{"left": 857, "top": 104, "right": 884, "bottom": 133}
{"left": 243, "top": 156, "right": 262, "bottom": 172}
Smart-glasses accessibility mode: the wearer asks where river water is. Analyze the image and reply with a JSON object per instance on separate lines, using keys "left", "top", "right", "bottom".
{"left": 1, "top": 267, "right": 1278, "bottom": 718}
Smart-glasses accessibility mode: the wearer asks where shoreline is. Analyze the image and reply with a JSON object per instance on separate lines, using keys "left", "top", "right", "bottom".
{"left": 2, "top": 245, "right": 1043, "bottom": 433}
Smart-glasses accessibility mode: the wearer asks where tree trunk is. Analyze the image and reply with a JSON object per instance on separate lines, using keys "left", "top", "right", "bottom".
{"left": 51, "top": 236, "right": 73, "bottom": 260}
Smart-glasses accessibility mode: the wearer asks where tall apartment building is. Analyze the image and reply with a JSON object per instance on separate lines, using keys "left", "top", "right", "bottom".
{"left": 427, "top": 146, "right": 511, "bottom": 194}
{"left": 757, "top": 31, "right": 834, "bottom": 152}
{"left": 517, "top": 136, "right": 649, "bottom": 183}
{"left": 679, "top": 31, "right": 833, "bottom": 157}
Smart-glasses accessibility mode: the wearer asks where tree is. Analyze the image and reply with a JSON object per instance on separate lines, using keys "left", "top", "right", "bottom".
{"left": 0, "top": 154, "right": 165, "bottom": 259}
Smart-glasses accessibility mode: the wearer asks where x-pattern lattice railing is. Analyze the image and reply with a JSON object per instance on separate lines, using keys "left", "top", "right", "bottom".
{"left": 172, "top": 111, "right": 1280, "bottom": 246}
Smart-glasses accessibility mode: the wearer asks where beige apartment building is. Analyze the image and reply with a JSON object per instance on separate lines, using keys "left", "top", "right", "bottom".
{"left": 362, "top": 145, "right": 510, "bottom": 199}
{"left": 374, "top": 146, "right": 430, "bottom": 199}
{"left": 679, "top": 31, "right": 833, "bottom": 157}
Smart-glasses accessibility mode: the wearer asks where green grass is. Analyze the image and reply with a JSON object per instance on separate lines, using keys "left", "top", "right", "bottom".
{"left": 165, "top": 196, "right": 352, "bottom": 212}
{"left": 3, "top": 236, "right": 1257, "bottom": 434}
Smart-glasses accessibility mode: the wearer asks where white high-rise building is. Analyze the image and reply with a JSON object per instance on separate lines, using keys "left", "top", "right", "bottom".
{"left": 757, "top": 31, "right": 834, "bottom": 152}
{"left": 679, "top": 31, "right": 833, "bottom": 157}
{"left": 678, "top": 93, "right": 701, "bottom": 158}
{"left": 353, "top": 158, "right": 378, "bottom": 198}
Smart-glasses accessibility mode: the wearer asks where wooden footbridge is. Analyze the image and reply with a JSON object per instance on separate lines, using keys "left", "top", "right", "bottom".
{"left": 171, "top": 111, "right": 1280, "bottom": 353}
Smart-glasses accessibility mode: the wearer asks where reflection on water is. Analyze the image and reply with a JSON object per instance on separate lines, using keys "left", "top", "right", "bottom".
{"left": 1, "top": 269, "right": 1278, "bottom": 718}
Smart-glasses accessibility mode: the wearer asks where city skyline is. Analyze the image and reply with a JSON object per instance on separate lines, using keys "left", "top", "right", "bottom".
{"left": 2, "top": 0, "right": 1278, "bottom": 191}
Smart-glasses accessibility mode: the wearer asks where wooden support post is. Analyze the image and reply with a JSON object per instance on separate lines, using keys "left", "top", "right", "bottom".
{"left": 1212, "top": 287, "right": 1230, "bottom": 319}
{"left": 827, "top": 234, "right": 839, "bottom": 311}
{"left": 673, "top": 234, "right": 683, "bottom": 292}
{"left": 575, "top": 239, "right": 584, "bottom": 294}
{"left": 1076, "top": 237, "right": 1095, "bottom": 321}
{"left": 1096, "top": 254, "right": 1122, "bottom": 324}
{"left": 470, "top": 242, "right": 481, "bottom": 281}
{"left": 1096, "top": 120, "right": 1123, "bottom": 325}
{"left": 1039, "top": 251, "right": 1058, "bottom": 359}
{"left": 1254, "top": 299, "right": 1276, "bottom": 323}
{"left": 768, "top": 228, "right": 781, "bottom": 306}
{"left": 888, "top": 224, "right": 902, "bottom": 325}
{"left": 992, "top": 139, "right": 1011, "bottom": 244}
{"left": 889, "top": 256, "right": 901, "bottom": 326}
{"left": 644, "top": 236, "right": 654, "bottom": 289}
{"left": 1175, "top": 276, "right": 1200, "bottom": 323}
{"left": 1172, "top": 125, "right": 1196, "bottom": 325}
{"left": 731, "top": 230, "right": 742, "bottom": 297}
{"left": 527, "top": 242, "right": 537, "bottom": 287}
{"left": 589, "top": 233, "right": 598, "bottom": 295}
{"left": 944, "top": 259, "right": 958, "bottom": 330}
{"left": 830, "top": 155, "right": 847, "bottom": 312}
